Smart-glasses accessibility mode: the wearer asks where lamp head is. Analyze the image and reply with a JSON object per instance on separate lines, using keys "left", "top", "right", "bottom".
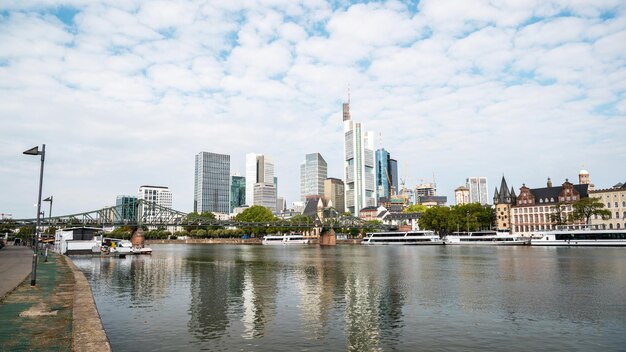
{"left": 23, "top": 146, "right": 41, "bottom": 156}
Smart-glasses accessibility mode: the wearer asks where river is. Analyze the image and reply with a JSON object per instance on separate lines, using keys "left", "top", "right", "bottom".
{"left": 71, "top": 244, "right": 626, "bottom": 351}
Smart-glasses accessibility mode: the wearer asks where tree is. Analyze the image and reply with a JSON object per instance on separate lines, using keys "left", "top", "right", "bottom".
{"left": 571, "top": 197, "right": 611, "bottom": 224}
{"left": 418, "top": 206, "right": 451, "bottom": 235}
{"left": 418, "top": 204, "right": 495, "bottom": 235}
{"left": 234, "top": 206, "right": 277, "bottom": 235}
{"left": 184, "top": 211, "right": 217, "bottom": 231}
{"left": 403, "top": 204, "right": 428, "bottom": 213}
{"left": 549, "top": 202, "right": 571, "bottom": 226}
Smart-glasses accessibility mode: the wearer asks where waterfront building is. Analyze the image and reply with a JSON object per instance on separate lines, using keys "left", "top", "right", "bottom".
{"left": 137, "top": 185, "right": 172, "bottom": 222}
{"left": 492, "top": 176, "right": 516, "bottom": 231}
{"left": 246, "top": 153, "right": 276, "bottom": 210}
{"left": 194, "top": 152, "right": 230, "bottom": 214}
{"left": 454, "top": 186, "right": 470, "bottom": 205}
{"left": 510, "top": 178, "right": 588, "bottom": 236}
{"left": 343, "top": 99, "right": 376, "bottom": 216}
{"left": 230, "top": 174, "right": 246, "bottom": 213}
{"left": 375, "top": 148, "right": 398, "bottom": 201}
{"left": 115, "top": 195, "right": 138, "bottom": 223}
{"left": 466, "top": 176, "right": 489, "bottom": 205}
{"left": 324, "top": 178, "right": 345, "bottom": 214}
{"left": 590, "top": 182, "right": 626, "bottom": 230}
{"left": 300, "top": 153, "right": 328, "bottom": 201}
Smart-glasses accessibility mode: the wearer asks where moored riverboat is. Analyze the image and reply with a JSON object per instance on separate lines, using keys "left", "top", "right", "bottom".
{"left": 444, "top": 230, "right": 529, "bottom": 245}
{"left": 531, "top": 228, "right": 626, "bottom": 246}
{"left": 362, "top": 231, "right": 443, "bottom": 245}
{"left": 262, "top": 234, "right": 311, "bottom": 245}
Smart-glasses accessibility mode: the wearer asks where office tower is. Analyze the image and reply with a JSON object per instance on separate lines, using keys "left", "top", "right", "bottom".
{"left": 324, "top": 178, "right": 345, "bottom": 213}
{"left": 246, "top": 153, "right": 276, "bottom": 211}
{"left": 230, "top": 174, "right": 246, "bottom": 213}
{"left": 300, "top": 153, "right": 328, "bottom": 201}
{"left": 115, "top": 195, "right": 137, "bottom": 222}
{"left": 343, "top": 99, "right": 376, "bottom": 215}
{"left": 375, "top": 148, "right": 398, "bottom": 200}
{"left": 466, "top": 176, "right": 489, "bottom": 205}
{"left": 194, "top": 152, "right": 230, "bottom": 214}
{"left": 137, "top": 185, "right": 172, "bottom": 222}
{"left": 276, "top": 197, "right": 286, "bottom": 212}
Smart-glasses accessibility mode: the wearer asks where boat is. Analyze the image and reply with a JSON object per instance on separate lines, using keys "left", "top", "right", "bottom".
{"left": 444, "top": 230, "right": 529, "bottom": 245}
{"left": 262, "top": 234, "right": 311, "bottom": 245}
{"left": 132, "top": 246, "right": 153, "bottom": 255}
{"left": 362, "top": 231, "right": 444, "bottom": 245}
{"left": 531, "top": 228, "right": 626, "bottom": 246}
{"left": 101, "top": 238, "right": 134, "bottom": 256}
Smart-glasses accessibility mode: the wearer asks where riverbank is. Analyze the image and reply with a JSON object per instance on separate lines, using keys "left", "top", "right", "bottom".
{"left": 0, "top": 248, "right": 110, "bottom": 351}
{"left": 145, "top": 238, "right": 363, "bottom": 245}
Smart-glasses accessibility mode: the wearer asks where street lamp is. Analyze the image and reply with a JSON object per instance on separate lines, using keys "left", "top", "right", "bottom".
{"left": 44, "top": 196, "right": 53, "bottom": 223}
{"left": 23, "top": 144, "right": 45, "bottom": 286}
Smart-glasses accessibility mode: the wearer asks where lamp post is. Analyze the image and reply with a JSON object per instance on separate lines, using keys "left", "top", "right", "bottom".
{"left": 44, "top": 196, "right": 53, "bottom": 223}
{"left": 23, "top": 144, "right": 45, "bottom": 286}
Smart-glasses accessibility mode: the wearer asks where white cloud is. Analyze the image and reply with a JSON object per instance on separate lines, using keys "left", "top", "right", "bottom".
{"left": 1, "top": 0, "right": 625, "bottom": 217}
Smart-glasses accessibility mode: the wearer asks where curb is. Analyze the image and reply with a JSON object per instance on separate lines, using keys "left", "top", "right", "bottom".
{"left": 65, "top": 257, "right": 112, "bottom": 352}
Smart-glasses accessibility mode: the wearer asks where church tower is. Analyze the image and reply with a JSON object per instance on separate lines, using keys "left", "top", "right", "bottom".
{"left": 493, "top": 175, "right": 515, "bottom": 231}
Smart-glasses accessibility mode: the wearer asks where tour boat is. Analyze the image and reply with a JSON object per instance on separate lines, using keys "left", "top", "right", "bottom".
{"left": 531, "top": 228, "right": 626, "bottom": 246}
{"left": 444, "top": 230, "right": 529, "bottom": 245}
{"left": 361, "top": 231, "right": 444, "bottom": 245}
{"left": 262, "top": 234, "right": 311, "bottom": 245}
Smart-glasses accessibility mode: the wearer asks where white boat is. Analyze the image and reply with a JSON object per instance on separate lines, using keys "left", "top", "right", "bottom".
{"left": 444, "top": 230, "right": 529, "bottom": 245}
{"left": 262, "top": 234, "right": 311, "bottom": 245}
{"left": 362, "top": 231, "right": 444, "bottom": 245}
{"left": 132, "top": 246, "right": 153, "bottom": 255}
{"left": 531, "top": 228, "right": 626, "bottom": 246}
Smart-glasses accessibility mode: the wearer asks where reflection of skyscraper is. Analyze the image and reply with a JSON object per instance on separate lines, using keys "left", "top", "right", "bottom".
{"left": 343, "top": 99, "right": 376, "bottom": 215}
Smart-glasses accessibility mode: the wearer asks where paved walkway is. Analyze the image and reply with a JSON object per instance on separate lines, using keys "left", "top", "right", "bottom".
{"left": 0, "top": 245, "right": 33, "bottom": 300}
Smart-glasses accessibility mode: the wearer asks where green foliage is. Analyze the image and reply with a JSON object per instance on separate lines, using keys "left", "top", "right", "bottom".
{"left": 418, "top": 203, "right": 495, "bottom": 235}
{"left": 571, "top": 197, "right": 611, "bottom": 224}
{"left": 549, "top": 202, "right": 572, "bottom": 225}
{"left": 109, "top": 226, "right": 133, "bottom": 240}
{"left": 0, "top": 219, "right": 17, "bottom": 234}
{"left": 234, "top": 206, "right": 277, "bottom": 235}
{"left": 184, "top": 211, "right": 218, "bottom": 231}
{"left": 403, "top": 204, "right": 428, "bottom": 213}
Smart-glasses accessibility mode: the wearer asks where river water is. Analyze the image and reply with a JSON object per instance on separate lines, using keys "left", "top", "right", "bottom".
{"left": 72, "top": 244, "right": 626, "bottom": 351}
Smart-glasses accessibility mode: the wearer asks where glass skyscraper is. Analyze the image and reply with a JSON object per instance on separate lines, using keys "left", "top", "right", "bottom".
{"left": 300, "top": 153, "right": 328, "bottom": 201}
{"left": 230, "top": 175, "right": 246, "bottom": 212}
{"left": 375, "top": 148, "right": 399, "bottom": 200}
{"left": 194, "top": 152, "right": 231, "bottom": 213}
{"left": 115, "top": 195, "right": 138, "bottom": 223}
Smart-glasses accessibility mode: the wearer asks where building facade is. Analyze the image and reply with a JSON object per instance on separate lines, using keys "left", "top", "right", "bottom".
{"left": 343, "top": 100, "right": 376, "bottom": 215}
{"left": 466, "top": 177, "right": 489, "bottom": 205}
{"left": 590, "top": 182, "right": 626, "bottom": 230}
{"left": 194, "top": 152, "right": 230, "bottom": 214}
{"left": 492, "top": 176, "right": 516, "bottom": 231}
{"left": 510, "top": 179, "right": 588, "bottom": 236}
{"left": 230, "top": 174, "right": 246, "bottom": 213}
{"left": 375, "top": 148, "right": 398, "bottom": 201}
{"left": 324, "top": 177, "right": 345, "bottom": 214}
{"left": 245, "top": 153, "right": 276, "bottom": 210}
{"left": 454, "top": 186, "right": 470, "bottom": 205}
{"left": 137, "top": 185, "right": 172, "bottom": 222}
{"left": 300, "top": 153, "right": 328, "bottom": 201}
{"left": 115, "top": 195, "right": 138, "bottom": 223}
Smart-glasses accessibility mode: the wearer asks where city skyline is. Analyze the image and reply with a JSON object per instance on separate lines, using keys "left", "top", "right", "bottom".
{"left": 1, "top": 1, "right": 625, "bottom": 218}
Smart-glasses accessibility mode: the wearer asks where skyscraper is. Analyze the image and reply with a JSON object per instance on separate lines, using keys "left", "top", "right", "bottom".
{"left": 137, "top": 185, "right": 172, "bottom": 222}
{"left": 343, "top": 99, "right": 376, "bottom": 215}
{"left": 300, "top": 153, "right": 328, "bottom": 201}
{"left": 230, "top": 174, "right": 246, "bottom": 213}
{"left": 246, "top": 153, "right": 276, "bottom": 211}
{"left": 115, "top": 195, "right": 137, "bottom": 223}
{"left": 466, "top": 176, "right": 489, "bottom": 205}
{"left": 375, "top": 148, "right": 398, "bottom": 201}
{"left": 324, "top": 178, "right": 345, "bottom": 214}
{"left": 194, "top": 152, "right": 230, "bottom": 214}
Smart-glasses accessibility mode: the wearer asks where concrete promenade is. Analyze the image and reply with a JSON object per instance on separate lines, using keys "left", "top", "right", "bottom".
{"left": 0, "top": 245, "right": 33, "bottom": 300}
{"left": 0, "top": 245, "right": 111, "bottom": 351}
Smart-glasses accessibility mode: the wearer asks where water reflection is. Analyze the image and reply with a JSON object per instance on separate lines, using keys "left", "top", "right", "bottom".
{"left": 74, "top": 245, "right": 626, "bottom": 352}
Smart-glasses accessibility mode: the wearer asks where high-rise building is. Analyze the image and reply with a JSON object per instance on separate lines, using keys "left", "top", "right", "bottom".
{"left": 137, "top": 185, "right": 172, "bottom": 222}
{"left": 276, "top": 197, "right": 286, "bottom": 212}
{"left": 466, "top": 177, "right": 489, "bottom": 205}
{"left": 115, "top": 195, "right": 137, "bottom": 223}
{"left": 246, "top": 153, "right": 276, "bottom": 211}
{"left": 300, "top": 153, "right": 328, "bottom": 201}
{"left": 454, "top": 186, "right": 470, "bottom": 205}
{"left": 324, "top": 177, "right": 345, "bottom": 214}
{"left": 343, "top": 99, "right": 376, "bottom": 215}
{"left": 230, "top": 174, "right": 246, "bottom": 213}
{"left": 375, "top": 148, "right": 398, "bottom": 201}
{"left": 194, "top": 152, "right": 230, "bottom": 214}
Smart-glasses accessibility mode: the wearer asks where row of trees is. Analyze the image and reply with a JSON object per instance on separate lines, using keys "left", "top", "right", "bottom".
{"left": 418, "top": 203, "right": 496, "bottom": 235}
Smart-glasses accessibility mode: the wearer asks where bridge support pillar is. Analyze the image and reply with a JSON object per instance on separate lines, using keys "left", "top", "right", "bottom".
{"left": 131, "top": 227, "right": 145, "bottom": 247}
{"left": 319, "top": 229, "right": 336, "bottom": 246}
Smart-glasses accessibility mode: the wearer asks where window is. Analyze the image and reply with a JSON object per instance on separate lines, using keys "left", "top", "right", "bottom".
{"left": 609, "top": 224, "right": 613, "bottom": 229}
{"left": 615, "top": 202, "right": 619, "bottom": 208}
{"left": 560, "top": 197, "right": 565, "bottom": 202}
{"left": 608, "top": 203, "right": 611, "bottom": 208}
{"left": 540, "top": 199, "right": 543, "bottom": 203}
{"left": 616, "top": 212, "right": 620, "bottom": 219}
{"left": 618, "top": 223, "right": 621, "bottom": 229}
{"left": 550, "top": 198, "right": 554, "bottom": 202}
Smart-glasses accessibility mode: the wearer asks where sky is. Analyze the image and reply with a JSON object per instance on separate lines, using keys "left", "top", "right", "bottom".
{"left": 1, "top": 0, "right": 625, "bottom": 219}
